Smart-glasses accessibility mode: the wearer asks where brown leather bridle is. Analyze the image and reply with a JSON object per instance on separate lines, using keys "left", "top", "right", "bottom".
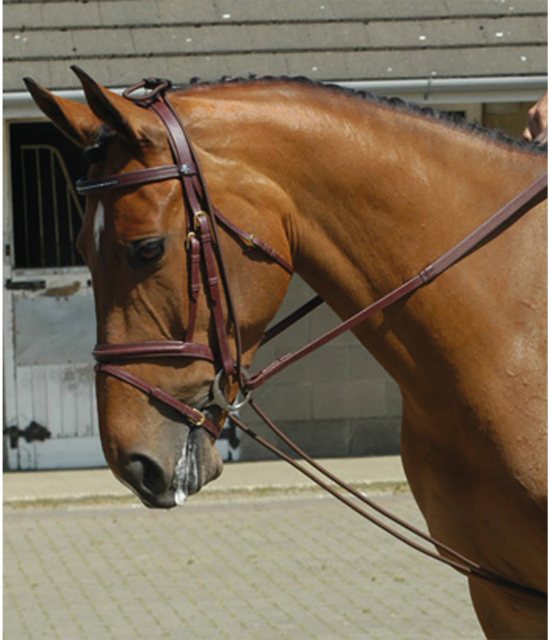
{"left": 78, "top": 77, "right": 292, "bottom": 439}
{"left": 76, "top": 77, "right": 547, "bottom": 600}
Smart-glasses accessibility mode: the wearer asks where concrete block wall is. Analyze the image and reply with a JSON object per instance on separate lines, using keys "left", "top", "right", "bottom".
{"left": 238, "top": 277, "right": 401, "bottom": 460}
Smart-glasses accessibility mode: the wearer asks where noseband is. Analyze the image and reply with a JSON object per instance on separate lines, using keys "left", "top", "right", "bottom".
{"left": 77, "top": 78, "right": 292, "bottom": 438}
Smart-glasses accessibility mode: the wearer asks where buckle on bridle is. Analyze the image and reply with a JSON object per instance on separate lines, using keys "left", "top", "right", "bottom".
{"left": 193, "top": 410, "right": 206, "bottom": 427}
{"left": 243, "top": 233, "right": 256, "bottom": 249}
{"left": 193, "top": 210, "right": 209, "bottom": 231}
{"left": 185, "top": 231, "right": 197, "bottom": 249}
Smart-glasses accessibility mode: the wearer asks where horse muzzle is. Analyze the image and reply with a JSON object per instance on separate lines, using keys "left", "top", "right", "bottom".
{"left": 119, "top": 423, "right": 223, "bottom": 509}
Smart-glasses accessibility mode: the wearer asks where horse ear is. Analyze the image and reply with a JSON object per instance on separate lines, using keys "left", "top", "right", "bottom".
{"left": 71, "top": 65, "right": 158, "bottom": 149}
{"left": 24, "top": 77, "right": 101, "bottom": 148}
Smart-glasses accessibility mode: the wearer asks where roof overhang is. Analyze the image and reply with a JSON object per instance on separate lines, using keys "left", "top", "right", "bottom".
{"left": 4, "top": 75, "right": 546, "bottom": 121}
{"left": 341, "top": 75, "right": 547, "bottom": 104}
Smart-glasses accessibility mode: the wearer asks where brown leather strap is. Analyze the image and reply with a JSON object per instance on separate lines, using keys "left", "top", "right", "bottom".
{"left": 419, "top": 172, "right": 548, "bottom": 284}
{"left": 150, "top": 100, "right": 196, "bottom": 174}
{"left": 93, "top": 341, "right": 215, "bottom": 362}
{"left": 97, "top": 363, "right": 222, "bottom": 439}
{"left": 213, "top": 207, "right": 294, "bottom": 275}
{"left": 76, "top": 164, "right": 192, "bottom": 195}
{"left": 185, "top": 233, "right": 202, "bottom": 342}
{"left": 247, "top": 172, "right": 548, "bottom": 391}
{"left": 195, "top": 212, "right": 235, "bottom": 375}
{"left": 151, "top": 99, "right": 206, "bottom": 226}
{"left": 247, "top": 273, "right": 428, "bottom": 389}
{"left": 260, "top": 295, "right": 324, "bottom": 345}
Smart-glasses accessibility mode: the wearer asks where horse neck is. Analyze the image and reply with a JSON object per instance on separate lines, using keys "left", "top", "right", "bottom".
{"left": 270, "top": 95, "right": 545, "bottom": 405}
{"left": 298, "top": 128, "right": 545, "bottom": 404}
{"left": 180, "top": 84, "right": 546, "bottom": 401}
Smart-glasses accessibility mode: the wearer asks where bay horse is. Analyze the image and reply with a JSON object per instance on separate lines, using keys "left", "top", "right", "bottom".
{"left": 25, "top": 68, "right": 546, "bottom": 638}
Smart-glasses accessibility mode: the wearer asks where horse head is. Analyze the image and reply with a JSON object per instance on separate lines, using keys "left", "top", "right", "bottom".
{"left": 25, "top": 68, "right": 293, "bottom": 507}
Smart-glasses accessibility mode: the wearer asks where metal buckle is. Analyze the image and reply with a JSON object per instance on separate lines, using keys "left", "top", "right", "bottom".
{"left": 193, "top": 210, "right": 208, "bottom": 230}
{"left": 185, "top": 231, "right": 197, "bottom": 249}
{"left": 193, "top": 411, "right": 206, "bottom": 427}
{"left": 243, "top": 234, "right": 256, "bottom": 249}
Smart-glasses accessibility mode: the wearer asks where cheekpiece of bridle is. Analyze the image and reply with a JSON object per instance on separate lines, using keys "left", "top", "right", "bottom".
{"left": 76, "top": 76, "right": 548, "bottom": 600}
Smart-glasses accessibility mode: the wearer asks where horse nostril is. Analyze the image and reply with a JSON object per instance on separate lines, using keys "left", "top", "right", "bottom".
{"left": 126, "top": 453, "right": 168, "bottom": 497}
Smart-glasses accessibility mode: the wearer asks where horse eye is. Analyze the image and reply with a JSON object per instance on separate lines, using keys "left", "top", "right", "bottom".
{"left": 128, "top": 238, "right": 165, "bottom": 265}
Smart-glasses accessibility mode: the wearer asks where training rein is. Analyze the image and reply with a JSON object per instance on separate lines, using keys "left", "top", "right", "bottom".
{"left": 76, "top": 78, "right": 547, "bottom": 600}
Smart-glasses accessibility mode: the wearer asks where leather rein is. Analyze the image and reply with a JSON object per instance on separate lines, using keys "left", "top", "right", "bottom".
{"left": 76, "top": 78, "right": 548, "bottom": 600}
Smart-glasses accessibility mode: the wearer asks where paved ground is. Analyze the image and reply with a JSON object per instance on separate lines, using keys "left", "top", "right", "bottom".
{"left": 4, "top": 459, "right": 483, "bottom": 639}
{"left": 3, "top": 456, "right": 407, "bottom": 507}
